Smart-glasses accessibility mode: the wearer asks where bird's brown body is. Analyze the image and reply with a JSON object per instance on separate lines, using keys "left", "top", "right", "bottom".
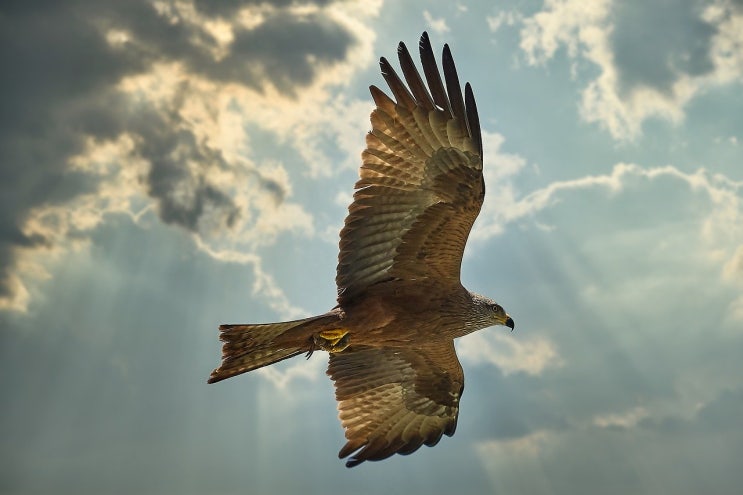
{"left": 272, "top": 281, "right": 495, "bottom": 348}
{"left": 209, "top": 32, "right": 514, "bottom": 467}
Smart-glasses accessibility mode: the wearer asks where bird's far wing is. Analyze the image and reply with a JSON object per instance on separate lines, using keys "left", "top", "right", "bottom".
{"left": 327, "top": 341, "right": 464, "bottom": 467}
{"left": 336, "top": 32, "right": 484, "bottom": 304}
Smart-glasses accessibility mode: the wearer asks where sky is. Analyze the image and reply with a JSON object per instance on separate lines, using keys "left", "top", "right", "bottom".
{"left": 1, "top": 0, "right": 742, "bottom": 493}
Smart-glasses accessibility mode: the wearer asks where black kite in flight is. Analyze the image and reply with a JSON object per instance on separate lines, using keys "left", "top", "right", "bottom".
{"left": 209, "top": 32, "right": 515, "bottom": 468}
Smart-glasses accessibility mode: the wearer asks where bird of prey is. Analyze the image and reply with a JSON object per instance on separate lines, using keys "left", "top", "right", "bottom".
{"left": 209, "top": 32, "right": 515, "bottom": 468}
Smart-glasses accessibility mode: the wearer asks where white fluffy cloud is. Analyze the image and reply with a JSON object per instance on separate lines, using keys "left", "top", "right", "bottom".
{"left": 478, "top": 158, "right": 741, "bottom": 260}
{"left": 423, "top": 10, "right": 451, "bottom": 34}
{"left": 516, "top": 0, "right": 743, "bottom": 140}
{"left": 457, "top": 332, "right": 563, "bottom": 376}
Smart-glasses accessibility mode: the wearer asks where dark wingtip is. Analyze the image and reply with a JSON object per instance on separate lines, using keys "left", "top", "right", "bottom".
{"left": 443, "top": 43, "right": 452, "bottom": 59}
{"left": 419, "top": 31, "right": 431, "bottom": 53}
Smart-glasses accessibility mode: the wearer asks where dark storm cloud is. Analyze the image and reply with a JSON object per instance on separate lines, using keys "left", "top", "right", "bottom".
{"left": 215, "top": 12, "right": 354, "bottom": 93}
{"left": 0, "top": 1, "right": 143, "bottom": 301}
{"left": 193, "top": 0, "right": 337, "bottom": 18}
{"left": 610, "top": 0, "right": 717, "bottom": 96}
{"left": 91, "top": 0, "right": 354, "bottom": 91}
{"left": 0, "top": 0, "right": 357, "bottom": 307}
{"left": 133, "top": 99, "right": 243, "bottom": 232}
{"left": 257, "top": 175, "right": 288, "bottom": 204}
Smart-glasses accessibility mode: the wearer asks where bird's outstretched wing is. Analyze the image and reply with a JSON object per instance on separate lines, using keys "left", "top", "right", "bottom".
{"left": 327, "top": 341, "right": 464, "bottom": 467}
{"left": 336, "top": 32, "right": 484, "bottom": 304}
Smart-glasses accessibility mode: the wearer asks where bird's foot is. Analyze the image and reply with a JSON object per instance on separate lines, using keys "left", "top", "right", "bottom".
{"left": 313, "top": 329, "right": 350, "bottom": 353}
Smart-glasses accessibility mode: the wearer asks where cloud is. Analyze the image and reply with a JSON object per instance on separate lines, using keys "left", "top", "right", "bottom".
{"left": 461, "top": 139, "right": 743, "bottom": 488}
{"left": 723, "top": 244, "right": 743, "bottom": 279}
{"left": 191, "top": 237, "right": 307, "bottom": 320}
{"left": 486, "top": 10, "right": 524, "bottom": 33}
{"left": 471, "top": 130, "right": 528, "bottom": 240}
{"left": 611, "top": 1, "right": 716, "bottom": 93}
{"left": 727, "top": 295, "right": 743, "bottom": 324}
{"left": 477, "top": 159, "right": 741, "bottom": 251}
{"left": 592, "top": 406, "right": 649, "bottom": 429}
{"left": 257, "top": 353, "right": 327, "bottom": 390}
{"left": 517, "top": 0, "right": 743, "bottom": 140}
{"left": 476, "top": 387, "right": 743, "bottom": 494}
{"left": 722, "top": 242, "right": 743, "bottom": 324}
{"left": 477, "top": 430, "right": 553, "bottom": 459}
{"left": 423, "top": 10, "right": 451, "bottom": 34}
{"left": 472, "top": 132, "right": 742, "bottom": 325}
{"left": 457, "top": 332, "right": 563, "bottom": 376}
{"left": 690, "top": 387, "right": 743, "bottom": 431}
{"left": 519, "top": 0, "right": 612, "bottom": 64}
{"left": 0, "top": 0, "right": 380, "bottom": 312}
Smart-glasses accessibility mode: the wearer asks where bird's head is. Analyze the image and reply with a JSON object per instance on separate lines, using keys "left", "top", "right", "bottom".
{"left": 471, "top": 293, "right": 515, "bottom": 331}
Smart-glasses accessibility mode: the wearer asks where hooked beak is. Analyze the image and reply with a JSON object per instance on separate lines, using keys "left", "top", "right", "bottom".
{"left": 505, "top": 316, "right": 515, "bottom": 332}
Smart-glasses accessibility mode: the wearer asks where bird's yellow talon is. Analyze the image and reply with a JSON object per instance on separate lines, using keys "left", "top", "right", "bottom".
{"left": 314, "top": 329, "right": 350, "bottom": 352}
{"left": 319, "top": 329, "right": 348, "bottom": 343}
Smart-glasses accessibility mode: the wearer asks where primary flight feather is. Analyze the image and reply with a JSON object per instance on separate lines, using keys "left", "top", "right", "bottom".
{"left": 209, "top": 32, "right": 514, "bottom": 468}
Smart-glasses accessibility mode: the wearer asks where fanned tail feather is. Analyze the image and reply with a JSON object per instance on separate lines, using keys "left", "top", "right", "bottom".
{"left": 207, "top": 313, "right": 339, "bottom": 383}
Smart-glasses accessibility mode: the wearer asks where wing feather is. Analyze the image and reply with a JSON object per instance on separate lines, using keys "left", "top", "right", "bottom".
{"left": 337, "top": 32, "right": 484, "bottom": 303}
{"left": 397, "top": 42, "right": 435, "bottom": 111}
{"left": 442, "top": 44, "right": 468, "bottom": 137}
{"left": 327, "top": 342, "right": 464, "bottom": 467}
{"left": 379, "top": 57, "right": 416, "bottom": 111}
{"left": 369, "top": 84, "right": 396, "bottom": 113}
{"left": 465, "top": 82, "right": 483, "bottom": 157}
{"left": 419, "top": 32, "right": 452, "bottom": 117}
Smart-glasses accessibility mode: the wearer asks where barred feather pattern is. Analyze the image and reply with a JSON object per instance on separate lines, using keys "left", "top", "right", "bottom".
{"left": 336, "top": 32, "right": 484, "bottom": 305}
{"left": 327, "top": 342, "right": 464, "bottom": 467}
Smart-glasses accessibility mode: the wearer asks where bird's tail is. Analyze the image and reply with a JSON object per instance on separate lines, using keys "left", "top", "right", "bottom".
{"left": 207, "top": 312, "right": 340, "bottom": 384}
